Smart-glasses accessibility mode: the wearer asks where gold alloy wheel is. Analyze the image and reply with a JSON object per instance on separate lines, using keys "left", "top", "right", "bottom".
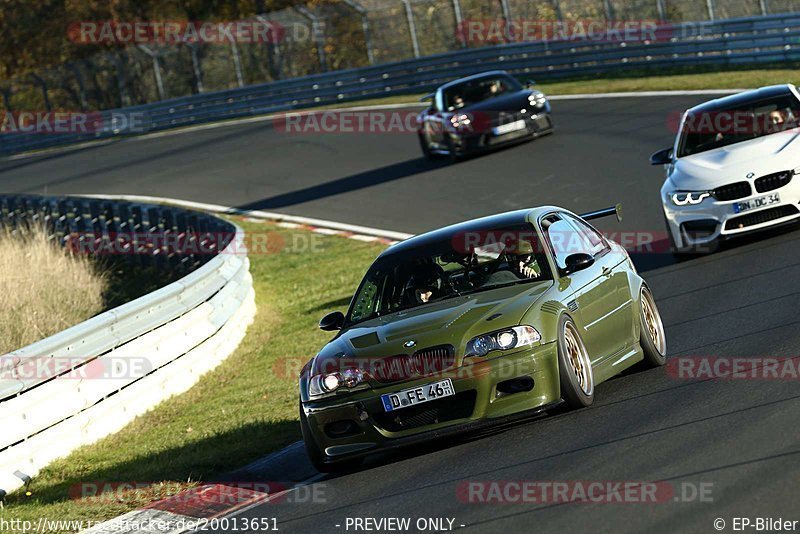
{"left": 564, "top": 321, "right": 593, "bottom": 396}
{"left": 641, "top": 288, "right": 667, "bottom": 355}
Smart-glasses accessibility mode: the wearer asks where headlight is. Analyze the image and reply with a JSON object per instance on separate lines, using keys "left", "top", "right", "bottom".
{"left": 450, "top": 113, "right": 472, "bottom": 130}
{"left": 309, "top": 368, "right": 365, "bottom": 397}
{"left": 528, "top": 92, "right": 547, "bottom": 107}
{"left": 466, "top": 325, "right": 541, "bottom": 358}
{"left": 670, "top": 191, "right": 711, "bottom": 206}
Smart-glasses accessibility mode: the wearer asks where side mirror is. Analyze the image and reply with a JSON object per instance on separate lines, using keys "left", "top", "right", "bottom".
{"left": 650, "top": 147, "right": 673, "bottom": 166}
{"left": 319, "top": 311, "right": 345, "bottom": 331}
{"left": 526, "top": 79, "right": 537, "bottom": 89}
{"left": 564, "top": 253, "right": 595, "bottom": 275}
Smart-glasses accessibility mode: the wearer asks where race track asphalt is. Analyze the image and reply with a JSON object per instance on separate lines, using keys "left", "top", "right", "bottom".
{"left": 2, "top": 95, "right": 799, "bottom": 533}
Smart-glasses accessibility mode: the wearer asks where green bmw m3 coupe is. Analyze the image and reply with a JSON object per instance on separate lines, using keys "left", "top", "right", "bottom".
{"left": 299, "top": 205, "right": 666, "bottom": 472}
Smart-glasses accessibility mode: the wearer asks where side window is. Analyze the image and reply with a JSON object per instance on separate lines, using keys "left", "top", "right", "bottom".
{"left": 563, "top": 214, "right": 608, "bottom": 256}
{"left": 541, "top": 214, "right": 574, "bottom": 271}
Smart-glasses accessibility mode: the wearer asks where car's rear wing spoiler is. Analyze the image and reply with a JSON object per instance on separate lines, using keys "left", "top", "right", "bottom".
{"left": 579, "top": 204, "right": 623, "bottom": 223}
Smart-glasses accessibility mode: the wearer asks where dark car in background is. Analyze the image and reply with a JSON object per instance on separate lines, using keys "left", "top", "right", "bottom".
{"left": 417, "top": 70, "right": 553, "bottom": 161}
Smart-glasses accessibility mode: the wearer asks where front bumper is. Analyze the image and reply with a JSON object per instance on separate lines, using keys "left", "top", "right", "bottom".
{"left": 662, "top": 179, "right": 800, "bottom": 250}
{"left": 452, "top": 110, "right": 553, "bottom": 154}
{"left": 302, "top": 342, "right": 560, "bottom": 464}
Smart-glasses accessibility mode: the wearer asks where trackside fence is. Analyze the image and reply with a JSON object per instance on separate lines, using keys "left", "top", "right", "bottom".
{"left": 2, "top": 12, "right": 800, "bottom": 156}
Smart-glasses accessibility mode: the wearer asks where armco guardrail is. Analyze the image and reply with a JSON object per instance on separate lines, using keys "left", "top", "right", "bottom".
{"left": 2, "top": 12, "right": 799, "bottom": 157}
{"left": 0, "top": 195, "right": 256, "bottom": 496}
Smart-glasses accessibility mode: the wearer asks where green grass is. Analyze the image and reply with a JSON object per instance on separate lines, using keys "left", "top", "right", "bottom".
{"left": 0, "top": 220, "right": 387, "bottom": 532}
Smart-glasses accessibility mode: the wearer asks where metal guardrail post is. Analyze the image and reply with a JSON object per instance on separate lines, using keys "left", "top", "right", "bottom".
{"left": 105, "top": 53, "right": 131, "bottom": 108}
{"left": 452, "top": 0, "right": 465, "bottom": 48}
{"left": 760, "top": 0, "right": 769, "bottom": 15}
{"left": 706, "top": 0, "right": 716, "bottom": 21}
{"left": 341, "top": 0, "right": 376, "bottom": 65}
{"left": 185, "top": 43, "right": 205, "bottom": 94}
{"left": 500, "top": 0, "right": 513, "bottom": 42}
{"left": 29, "top": 74, "right": 51, "bottom": 112}
{"left": 656, "top": 0, "right": 666, "bottom": 22}
{"left": 403, "top": 0, "right": 422, "bottom": 58}
{"left": 229, "top": 40, "right": 245, "bottom": 87}
{"left": 551, "top": 0, "right": 564, "bottom": 23}
{"left": 295, "top": 6, "right": 329, "bottom": 72}
{"left": 603, "top": 0, "right": 614, "bottom": 21}
{"left": 137, "top": 45, "right": 166, "bottom": 101}
{"left": 66, "top": 64, "right": 88, "bottom": 111}
{"left": 256, "top": 15, "right": 283, "bottom": 81}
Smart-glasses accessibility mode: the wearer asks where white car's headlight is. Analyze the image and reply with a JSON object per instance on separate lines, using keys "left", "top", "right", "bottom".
{"left": 466, "top": 325, "right": 541, "bottom": 358}
{"left": 670, "top": 191, "right": 711, "bottom": 206}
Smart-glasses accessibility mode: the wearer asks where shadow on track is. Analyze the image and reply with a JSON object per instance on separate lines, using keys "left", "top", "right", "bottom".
{"left": 235, "top": 157, "right": 450, "bottom": 211}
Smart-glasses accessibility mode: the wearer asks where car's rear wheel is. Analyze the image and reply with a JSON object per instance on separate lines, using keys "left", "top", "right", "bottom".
{"left": 639, "top": 286, "right": 667, "bottom": 367}
{"left": 557, "top": 315, "right": 594, "bottom": 408}
{"left": 299, "top": 403, "right": 361, "bottom": 474}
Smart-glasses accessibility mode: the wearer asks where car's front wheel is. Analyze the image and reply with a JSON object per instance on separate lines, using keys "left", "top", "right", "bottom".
{"left": 639, "top": 286, "right": 667, "bottom": 367}
{"left": 444, "top": 135, "right": 462, "bottom": 163}
{"left": 418, "top": 133, "right": 435, "bottom": 160}
{"left": 557, "top": 315, "right": 594, "bottom": 408}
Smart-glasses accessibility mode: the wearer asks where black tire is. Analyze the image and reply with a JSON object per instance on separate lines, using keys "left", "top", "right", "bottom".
{"left": 556, "top": 315, "right": 594, "bottom": 408}
{"left": 444, "top": 135, "right": 461, "bottom": 163}
{"left": 639, "top": 286, "right": 667, "bottom": 367}
{"left": 418, "top": 133, "right": 435, "bottom": 161}
{"left": 299, "top": 403, "right": 360, "bottom": 474}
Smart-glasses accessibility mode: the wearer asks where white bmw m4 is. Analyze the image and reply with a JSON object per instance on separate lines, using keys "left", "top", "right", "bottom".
{"left": 652, "top": 84, "right": 800, "bottom": 254}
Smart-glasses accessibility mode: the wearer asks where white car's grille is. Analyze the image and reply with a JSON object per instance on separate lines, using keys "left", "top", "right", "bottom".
{"left": 755, "top": 171, "right": 792, "bottom": 193}
{"left": 712, "top": 182, "right": 752, "bottom": 201}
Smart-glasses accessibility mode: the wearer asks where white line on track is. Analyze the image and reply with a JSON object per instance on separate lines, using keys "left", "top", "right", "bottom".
{"left": 79, "top": 194, "right": 415, "bottom": 241}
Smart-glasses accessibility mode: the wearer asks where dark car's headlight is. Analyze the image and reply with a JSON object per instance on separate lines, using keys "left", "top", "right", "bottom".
{"left": 670, "top": 191, "right": 711, "bottom": 206}
{"left": 528, "top": 92, "right": 547, "bottom": 108}
{"left": 466, "top": 325, "right": 541, "bottom": 358}
{"left": 449, "top": 113, "right": 472, "bottom": 131}
{"left": 309, "top": 368, "right": 366, "bottom": 398}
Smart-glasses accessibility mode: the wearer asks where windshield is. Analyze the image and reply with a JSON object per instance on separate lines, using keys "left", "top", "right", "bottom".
{"left": 442, "top": 75, "right": 522, "bottom": 111}
{"left": 677, "top": 93, "right": 800, "bottom": 157}
{"left": 346, "top": 224, "right": 551, "bottom": 326}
